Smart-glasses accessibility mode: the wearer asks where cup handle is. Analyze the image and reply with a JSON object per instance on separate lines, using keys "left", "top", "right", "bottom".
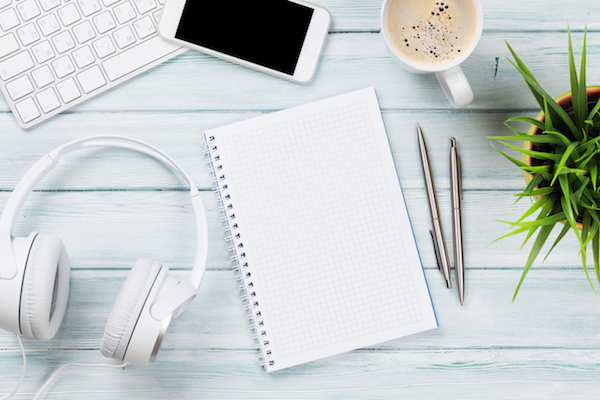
{"left": 435, "top": 66, "right": 474, "bottom": 108}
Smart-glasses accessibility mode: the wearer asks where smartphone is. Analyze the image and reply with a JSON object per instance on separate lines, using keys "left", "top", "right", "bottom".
{"left": 158, "top": 0, "right": 331, "bottom": 83}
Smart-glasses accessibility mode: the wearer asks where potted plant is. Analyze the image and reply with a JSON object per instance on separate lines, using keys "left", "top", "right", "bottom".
{"left": 489, "top": 29, "right": 600, "bottom": 300}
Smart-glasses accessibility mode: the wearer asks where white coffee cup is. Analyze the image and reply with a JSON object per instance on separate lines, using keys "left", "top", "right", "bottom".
{"left": 381, "top": 0, "right": 483, "bottom": 108}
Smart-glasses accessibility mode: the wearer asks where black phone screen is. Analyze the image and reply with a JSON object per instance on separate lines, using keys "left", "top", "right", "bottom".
{"left": 175, "top": 0, "right": 314, "bottom": 75}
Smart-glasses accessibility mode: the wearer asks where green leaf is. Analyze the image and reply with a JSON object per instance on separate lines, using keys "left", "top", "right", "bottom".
{"left": 488, "top": 134, "right": 563, "bottom": 146}
{"left": 581, "top": 200, "right": 600, "bottom": 211}
{"left": 521, "top": 198, "right": 556, "bottom": 246}
{"left": 578, "top": 28, "right": 587, "bottom": 131}
{"left": 502, "top": 122, "right": 528, "bottom": 136}
{"left": 579, "top": 212, "right": 596, "bottom": 293}
{"left": 506, "top": 57, "right": 581, "bottom": 139}
{"left": 568, "top": 26, "right": 581, "bottom": 130}
{"left": 553, "top": 166, "right": 587, "bottom": 176}
{"left": 488, "top": 226, "right": 531, "bottom": 246}
{"left": 576, "top": 134, "right": 600, "bottom": 152}
{"left": 590, "top": 159, "right": 598, "bottom": 191}
{"left": 544, "top": 97, "right": 554, "bottom": 132}
{"left": 545, "top": 130, "right": 573, "bottom": 147}
{"left": 582, "top": 211, "right": 591, "bottom": 247}
{"left": 559, "top": 174, "right": 576, "bottom": 219}
{"left": 560, "top": 188, "right": 582, "bottom": 245}
{"left": 551, "top": 142, "right": 580, "bottom": 185}
{"left": 505, "top": 211, "right": 566, "bottom": 228}
{"left": 498, "top": 140, "right": 563, "bottom": 162}
{"left": 594, "top": 226, "right": 600, "bottom": 283}
{"left": 573, "top": 177, "right": 591, "bottom": 205}
{"left": 543, "top": 222, "right": 571, "bottom": 261}
{"left": 513, "top": 224, "right": 555, "bottom": 301}
{"left": 514, "top": 186, "right": 556, "bottom": 198}
{"left": 519, "top": 166, "right": 552, "bottom": 183}
{"left": 587, "top": 96, "right": 600, "bottom": 122}
{"left": 506, "top": 116, "right": 546, "bottom": 131}
{"left": 490, "top": 143, "right": 529, "bottom": 168}
{"left": 514, "top": 195, "right": 549, "bottom": 225}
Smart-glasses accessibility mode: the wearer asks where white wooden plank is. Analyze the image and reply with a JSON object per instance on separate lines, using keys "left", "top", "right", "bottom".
{"left": 0, "top": 110, "right": 546, "bottom": 192}
{"left": 319, "top": 0, "right": 600, "bottom": 32}
{"left": 0, "top": 189, "right": 590, "bottom": 270}
{"left": 0, "top": 348, "right": 599, "bottom": 399}
{"left": 1, "top": 268, "right": 598, "bottom": 351}
{"left": 0, "top": 31, "right": 596, "bottom": 113}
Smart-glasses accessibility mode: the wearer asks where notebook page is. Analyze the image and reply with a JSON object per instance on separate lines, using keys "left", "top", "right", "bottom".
{"left": 205, "top": 87, "right": 437, "bottom": 372}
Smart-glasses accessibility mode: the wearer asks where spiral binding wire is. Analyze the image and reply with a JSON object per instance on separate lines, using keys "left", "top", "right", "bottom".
{"left": 204, "top": 134, "right": 274, "bottom": 369}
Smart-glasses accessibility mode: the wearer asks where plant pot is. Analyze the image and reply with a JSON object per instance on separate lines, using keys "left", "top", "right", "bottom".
{"left": 523, "top": 86, "right": 600, "bottom": 227}
{"left": 524, "top": 86, "right": 600, "bottom": 173}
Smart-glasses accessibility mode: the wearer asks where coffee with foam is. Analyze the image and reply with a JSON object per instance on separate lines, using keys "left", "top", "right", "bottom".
{"left": 385, "top": 0, "right": 479, "bottom": 68}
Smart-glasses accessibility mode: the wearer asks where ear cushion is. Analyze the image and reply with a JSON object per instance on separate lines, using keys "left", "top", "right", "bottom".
{"left": 101, "top": 258, "right": 162, "bottom": 360}
{"left": 20, "top": 232, "right": 70, "bottom": 341}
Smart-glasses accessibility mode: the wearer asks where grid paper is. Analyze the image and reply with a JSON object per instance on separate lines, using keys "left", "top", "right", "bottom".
{"left": 205, "top": 88, "right": 437, "bottom": 372}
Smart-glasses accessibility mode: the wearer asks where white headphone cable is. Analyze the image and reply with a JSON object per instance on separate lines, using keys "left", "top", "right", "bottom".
{"left": 0, "top": 335, "right": 26, "bottom": 400}
{"left": 33, "top": 362, "right": 128, "bottom": 400}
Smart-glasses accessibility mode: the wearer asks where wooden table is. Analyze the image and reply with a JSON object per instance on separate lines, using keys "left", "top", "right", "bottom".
{"left": 2, "top": 1, "right": 600, "bottom": 398}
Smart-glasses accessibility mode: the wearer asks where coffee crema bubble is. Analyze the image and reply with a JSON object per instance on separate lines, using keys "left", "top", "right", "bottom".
{"left": 386, "top": 0, "right": 478, "bottom": 67}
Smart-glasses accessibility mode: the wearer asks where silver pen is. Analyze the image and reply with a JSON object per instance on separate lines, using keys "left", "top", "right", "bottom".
{"left": 450, "top": 138, "right": 464, "bottom": 305}
{"left": 417, "top": 124, "right": 452, "bottom": 289}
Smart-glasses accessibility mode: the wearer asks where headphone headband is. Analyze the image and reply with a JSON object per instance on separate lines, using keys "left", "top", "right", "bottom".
{"left": 0, "top": 135, "right": 208, "bottom": 319}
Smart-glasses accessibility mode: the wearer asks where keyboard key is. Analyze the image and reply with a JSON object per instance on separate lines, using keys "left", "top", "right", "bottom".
{"left": 102, "top": 35, "right": 179, "bottom": 81}
{"left": 0, "top": 8, "right": 20, "bottom": 31}
{"left": 36, "top": 87, "right": 60, "bottom": 113}
{"left": 92, "top": 35, "right": 115, "bottom": 58}
{"left": 133, "top": 15, "right": 155, "bottom": 39}
{"left": 39, "top": 0, "right": 60, "bottom": 12}
{"left": 113, "top": 25, "right": 135, "bottom": 49}
{"left": 31, "top": 40, "right": 54, "bottom": 63}
{"left": 17, "top": 0, "right": 41, "bottom": 21}
{"left": 77, "top": 65, "right": 105, "bottom": 93}
{"left": 78, "top": 0, "right": 101, "bottom": 16}
{"left": 73, "top": 20, "right": 95, "bottom": 43}
{"left": 152, "top": 10, "right": 160, "bottom": 23}
{"left": 0, "top": 0, "right": 11, "bottom": 10}
{"left": 57, "top": 3, "right": 81, "bottom": 26}
{"left": 0, "top": 33, "right": 19, "bottom": 59}
{"left": 0, "top": 51, "right": 34, "bottom": 81}
{"left": 72, "top": 44, "right": 94, "bottom": 68}
{"left": 37, "top": 13, "right": 61, "bottom": 36}
{"left": 52, "top": 30, "right": 75, "bottom": 53}
{"left": 102, "top": 0, "right": 120, "bottom": 5}
{"left": 15, "top": 97, "right": 40, "bottom": 123}
{"left": 92, "top": 10, "right": 115, "bottom": 33}
{"left": 51, "top": 54, "right": 75, "bottom": 78}
{"left": 16, "top": 23, "right": 40, "bottom": 46}
{"left": 31, "top": 64, "right": 54, "bottom": 87}
{"left": 6, "top": 75, "right": 34, "bottom": 100}
{"left": 56, "top": 77, "right": 80, "bottom": 103}
{"left": 132, "top": 0, "right": 155, "bottom": 14}
{"left": 113, "top": 1, "right": 135, "bottom": 24}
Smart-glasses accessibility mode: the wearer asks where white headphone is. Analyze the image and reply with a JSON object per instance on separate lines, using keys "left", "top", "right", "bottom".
{"left": 0, "top": 135, "right": 209, "bottom": 367}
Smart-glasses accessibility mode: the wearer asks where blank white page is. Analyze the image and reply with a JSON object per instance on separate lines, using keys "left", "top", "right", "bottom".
{"left": 205, "top": 87, "right": 437, "bottom": 372}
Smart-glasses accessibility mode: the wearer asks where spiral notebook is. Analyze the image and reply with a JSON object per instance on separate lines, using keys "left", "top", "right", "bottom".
{"left": 205, "top": 87, "right": 437, "bottom": 372}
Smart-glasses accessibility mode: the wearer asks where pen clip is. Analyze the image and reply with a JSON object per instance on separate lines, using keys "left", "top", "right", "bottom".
{"left": 458, "top": 153, "right": 463, "bottom": 200}
{"left": 429, "top": 230, "right": 442, "bottom": 272}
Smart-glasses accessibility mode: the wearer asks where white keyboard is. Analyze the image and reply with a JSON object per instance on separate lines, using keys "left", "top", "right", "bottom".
{"left": 0, "top": 0, "right": 185, "bottom": 128}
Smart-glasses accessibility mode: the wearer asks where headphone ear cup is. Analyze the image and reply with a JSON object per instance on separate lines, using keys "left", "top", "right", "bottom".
{"left": 20, "top": 232, "right": 70, "bottom": 341}
{"left": 101, "top": 258, "right": 162, "bottom": 361}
